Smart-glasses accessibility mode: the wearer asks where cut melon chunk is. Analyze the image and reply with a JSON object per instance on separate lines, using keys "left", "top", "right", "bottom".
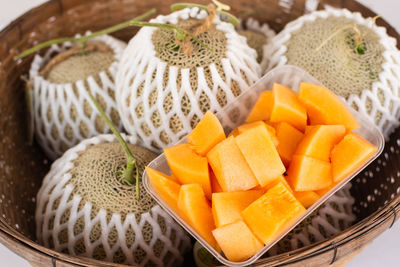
{"left": 242, "top": 182, "right": 306, "bottom": 245}
{"left": 164, "top": 144, "right": 211, "bottom": 199}
{"left": 212, "top": 220, "right": 263, "bottom": 262}
{"left": 188, "top": 111, "right": 226, "bottom": 156}
{"left": 298, "top": 82, "right": 360, "bottom": 130}
{"left": 207, "top": 136, "right": 259, "bottom": 192}
{"left": 212, "top": 189, "right": 265, "bottom": 228}
{"left": 246, "top": 91, "right": 273, "bottom": 123}
{"left": 146, "top": 167, "right": 181, "bottom": 213}
{"left": 270, "top": 83, "right": 307, "bottom": 131}
{"left": 287, "top": 155, "right": 332, "bottom": 191}
{"left": 331, "top": 132, "right": 377, "bottom": 183}
{"left": 274, "top": 122, "right": 304, "bottom": 165}
{"left": 293, "top": 191, "right": 320, "bottom": 208}
{"left": 178, "top": 184, "right": 218, "bottom": 250}
{"left": 235, "top": 124, "right": 285, "bottom": 187}
{"left": 210, "top": 170, "right": 223, "bottom": 193}
{"left": 295, "top": 125, "right": 346, "bottom": 161}
{"left": 237, "top": 121, "right": 279, "bottom": 147}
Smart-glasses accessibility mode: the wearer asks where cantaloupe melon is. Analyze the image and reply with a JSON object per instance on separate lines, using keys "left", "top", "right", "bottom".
{"left": 246, "top": 91, "right": 273, "bottom": 123}
{"left": 274, "top": 122, "right": 304, "bottom": 165}
{"left": 293, "top": 191, "right": 320, "bottom": 208}
{"left": 298, "top": 82, "right": 360, "bottom": 130}
{"left": 178, "top": 184, "right": 218, "bottom": 250}
{"left": 242, "top": 182, "right": 306, "bottom": 245}
{"left": 187, "top": 111, "right": 226, "bottom": 156}
{"left": 331, "top": 132, "right": 377, "bottom": 183}
{"left": 210, "top": 170, "right": 223, "bottom": 193}
{"left": 270, "top": 83, "right": 307, "bottom": 131}
{"left": 212, "top": 220, "right": 263, "bottom": 262}
{"left": 146, "top": 167, "right": 181, "bottom": 213}
{"left": 235, "top": 124, "right": 285, "bottom": 187}
{"left": 237, "top": 121, "right": 279, "bottom": 147}
{"left": 207, "top": 136, "right": 259, "bottom": 192}
{"left": 295, "top": 125, "right": 346, "bottom": 161}
{"left": 287, "top": 155, "right": 332, "bottom": 191}
{"left": 212, "top": 189, "right": 265, "bottom": 228}
{"left": 164, "top": 144, "right": 212, "bottom": 199}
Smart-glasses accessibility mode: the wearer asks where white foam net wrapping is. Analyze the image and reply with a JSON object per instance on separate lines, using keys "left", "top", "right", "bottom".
{"left": 29, "top": 33, "right": 126, "bottom": 160}
{"left": 116, "top": 7, "right": 261, "bottom": 151}
{"left": 268, "top": 184, "right": 355, "bottom": 255}
{"left": 263, "top": 7, "right": 400, "bottom": 140}
{"left": 36, "top": 134, "right": 191, "bottom": 266}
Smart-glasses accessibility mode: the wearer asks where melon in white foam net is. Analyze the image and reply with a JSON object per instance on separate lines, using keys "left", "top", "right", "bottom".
{"left": 35, "top": 134, "right": 191, "bottom": 266}
{"left": 29, "top": 33, "right": 126, "bottom": 160}
{"left": 263, "top": 7, "right": 400, "bottom": 139}
{"left": 237, "top": 17, "right": 276, "bottom": 64}
{"left": 116, "top": 7, "right": 261, "bottom": 151}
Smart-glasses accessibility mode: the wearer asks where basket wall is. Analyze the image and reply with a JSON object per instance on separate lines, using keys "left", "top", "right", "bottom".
{"left": 0, "top": 0, "right": 399, "bottom": 266}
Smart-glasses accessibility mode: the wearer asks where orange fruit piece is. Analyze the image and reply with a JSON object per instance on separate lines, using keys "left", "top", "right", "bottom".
{"left": 178, "top": 184, "right": 218, "bottom": 250}
{"left": 270, "top": 83, "right": 307, "bottom": 131}
{"left": 236, "top": 121, "right": 279, "bottom": 147}
{"left": 298, "top": 82, "right": 360, "bottom": 130}
{"left": 207, "top": 136, "right": 259, "bottom": 192}
{"left": 287, "top": 155, "right": 332, "bottom": 191}
{"left": 212, "top": 220, "right": 263, "bottom": 262}
{"left": 164, "top": 144, "right": 211, "bottom": 199}
{"left": 242, "top": 182, "right": 306, "bottom": 245}
{"left": 235, "top": 124, "right": 285, "bottom": 187}
{"left": 295, "top": 125, "right": 346, "bottom": 161}
{"left": 188, "top": 111, "right": 226, "bottom": 156}
{"left": 246, "top": 91, "right": 273, "bottom": 123}
{"left": 212, "top": 189, "right": 265, "bottom": 228}
{"left": 274, "top": 122, "right": 304, "bottom": 166}
{"left": 331, "top": 132, "right": 377, "bottom": 183}
{"left": 146, "top": 167, "right": 181, "bottom": 213}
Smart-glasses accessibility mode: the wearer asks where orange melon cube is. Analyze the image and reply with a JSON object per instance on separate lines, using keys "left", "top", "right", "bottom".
{"left": 237, "top": 121, "right": 279, "bottom": 147}
{"left": 178, "top": 184, "right": 218, "bottom": 249}
{"left": 212, "top": 220, "right": 263, "bottom": 262}
{"left": 146, "top": 167, "right": 181, "bottom": 213}
{"left": 164, "top": 144, "right": 211, "bottom": 199}
{"left": 188, "top": 111, "right": 226, "bottom": 156}
{"left": 298, "top": 83, "right": 360, "bottom": 130}
{"left": 242, "top": 182, "right": 306, "bottom": 245}
{"left": 293, "top": 191, "right": 320, "bottom": 208}
{"left": 246, "top": 91, "right": 273, "bottom": 123}
{"left": 287, "top": 155, "right": 332, "bottom": 191}
{"left": 295, "top": 125, "right": 346, "bottom": 161}
{"left": 235, "top": 124, "right": 285, "bottom": 187}
{"left": 210, "top": 170, "right": 223, "bottom": 193}
{"left": 331, "top": 132, "right": 377, "bottom": 183}
{"left": 212, "top": 189, "right": 265, "bottom": 228}
{"left": 274, "top": 122, "right": 304, "bottom": 166}
{"left": 207, "top": 136, "right": 259, "bottom": 192}
{"left": 270, "top": 83, "right": 307, "bottom": 131}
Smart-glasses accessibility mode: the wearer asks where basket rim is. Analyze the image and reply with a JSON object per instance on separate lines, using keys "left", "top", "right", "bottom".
{"left": 0, "top": 0, "right": 399, "bottom": 266}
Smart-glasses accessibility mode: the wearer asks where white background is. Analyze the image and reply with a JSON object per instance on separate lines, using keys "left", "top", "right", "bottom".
{"left": 0, "top": 0, "right": 399, "bottom": 266}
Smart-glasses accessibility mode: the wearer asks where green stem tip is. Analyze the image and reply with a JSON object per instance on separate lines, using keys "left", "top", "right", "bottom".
{"left": 87, "top": 91, "right": 140, "bottom": 200}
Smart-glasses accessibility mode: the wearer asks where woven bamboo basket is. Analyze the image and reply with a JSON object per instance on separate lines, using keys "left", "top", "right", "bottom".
{"left": 0, "top": 0, "right": 399, "bottom": 266}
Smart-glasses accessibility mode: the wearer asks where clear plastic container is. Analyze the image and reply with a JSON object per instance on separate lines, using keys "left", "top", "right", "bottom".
{"left": 142, "top": 65, "right": 384, "bottom": 266}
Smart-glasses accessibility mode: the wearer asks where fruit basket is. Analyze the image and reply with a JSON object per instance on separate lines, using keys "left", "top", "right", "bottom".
{"left": 0, "top": 0, "right": 399, "bottom": 267}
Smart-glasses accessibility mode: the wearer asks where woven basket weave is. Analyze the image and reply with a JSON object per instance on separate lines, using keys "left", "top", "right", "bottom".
{"left": 0, "top": 0, "right": 399, "bottom": 266}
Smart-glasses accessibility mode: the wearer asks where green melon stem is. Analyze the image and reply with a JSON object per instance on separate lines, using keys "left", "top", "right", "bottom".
{"left": 171, "top": 3, "right": 239, "bottom": 27}
{"left": 87, "top": 91, "right": 140, "bottom": 200}
{"left": 14, "top": 8, "right": 157, "bottom": 60}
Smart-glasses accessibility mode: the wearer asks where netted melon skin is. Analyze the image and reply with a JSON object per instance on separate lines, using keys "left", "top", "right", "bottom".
{"left": 29, "top": 33, "right": 126, "bottom": 160}
{"left": 35, "top": 134, "right": 191, "bottom": 266}
{"left": 263, "top": 7, "right": 400, "bottom": 140}
{"left": 116, "top": 7, "right": 261, "bottom": 151}
{"left": 268, "top": 184, "right": 355, "bottom": 255}
{"left": 237, "top": 18, "right": 276, "bottom": 65}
